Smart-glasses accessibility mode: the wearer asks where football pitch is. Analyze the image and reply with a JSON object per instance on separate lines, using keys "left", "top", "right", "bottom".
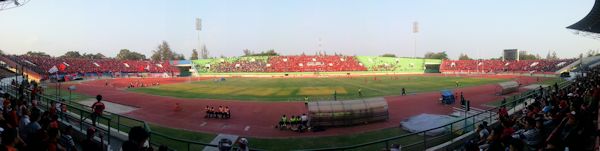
{"left": 128, "top": 75, "right": 511, "bottom": 101}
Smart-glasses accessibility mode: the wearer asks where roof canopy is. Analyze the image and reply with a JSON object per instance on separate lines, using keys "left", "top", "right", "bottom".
{"left": 567, "top": 0, "right": 600, "bottom": 33}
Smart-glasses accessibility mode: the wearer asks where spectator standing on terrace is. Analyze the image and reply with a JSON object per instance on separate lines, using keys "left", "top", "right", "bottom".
{"left": 0, "top": 128, "right": 20, "bottom": 151}
{"left": 121, "top": 126, "right": 153, "bottom": 151}
{"left": 60, "top": 126, "right": 76, "bottom": 151}
{"left": 237, "top": 137, "right": 249, "bottom": 151}
{"left": 90, "top": 95, "right": 105, "bottom": 127}
{"left": 81, "top": 128, "right": 101, "bottom": 151}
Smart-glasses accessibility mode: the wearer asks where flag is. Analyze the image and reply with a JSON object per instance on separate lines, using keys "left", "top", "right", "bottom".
{"left": 137, "top": 66, "right": 145, "bottom": 72}
{"left": 48, "top": 66, "right": 58, "bottom": 74}
{"left": 124, "top": 63, "right": 130, "bottom": 68}
{"left": 62, "top": 62, "right": 70, "bottom": 67}
{"left": 156, "top": 64, "right": 163, "bottom": 68}
{"left": 93, "top": 62, "right": 100, "bottom": 67}
{"left": 58, "top": 64, "right": 67, "bottom": 72}
{"left": 145, "top": 65, "right": 150, "bottom": 71}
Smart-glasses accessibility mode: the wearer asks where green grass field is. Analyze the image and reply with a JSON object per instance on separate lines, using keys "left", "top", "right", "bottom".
{"left": 129, "top": 75, "right": 510, "bottom": 101}
{"left": 33, "top": 76, "right": 562, "bottom": 150}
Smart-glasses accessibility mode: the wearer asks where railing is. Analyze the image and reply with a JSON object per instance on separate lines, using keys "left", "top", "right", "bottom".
{"left": 296, "top": 80, "right": 571, "bottom": 151}
{"left": 1, "top": 77, "right": 263, "bottom": 151}
{"left": 1, "top": 75, "right": 568, "bottom": 151}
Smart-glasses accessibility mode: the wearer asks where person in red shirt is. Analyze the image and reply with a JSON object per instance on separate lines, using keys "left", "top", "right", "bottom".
{"left": 0, "top": 128, "right": 20, "bottom": 151}
{"left": 90, "top": 95, "right": 105, "bottom": 127}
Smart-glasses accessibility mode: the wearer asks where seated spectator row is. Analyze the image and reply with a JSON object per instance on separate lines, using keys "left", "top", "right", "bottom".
{"left": 3, "top": 55, "right": 178, "bottom": 74}
{"left": 440, "top": 59, "right": 577, "bottom": 73}
{"left": 465, "top": 67, "right": 598, "bottom": 151}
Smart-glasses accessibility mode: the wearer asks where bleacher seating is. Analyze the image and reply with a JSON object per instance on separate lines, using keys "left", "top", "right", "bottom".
{"left": 355, "top": 56, "right": 440, "bottom": 72}
{"left": 440, "top": 59, "right": 577, "bottom": 73}
{"left": 6, "top": 55, "right": 178, "bottom": 74}
{"left": 266, "top": 55, "right": 366, "bottom": 72}
{"left": 464, "top": 66, "right": 599, "bottom": 151}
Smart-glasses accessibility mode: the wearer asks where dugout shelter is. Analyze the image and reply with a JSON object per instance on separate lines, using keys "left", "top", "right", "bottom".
{"left": 307, "top": 98, "right": 389, "bottom": 127}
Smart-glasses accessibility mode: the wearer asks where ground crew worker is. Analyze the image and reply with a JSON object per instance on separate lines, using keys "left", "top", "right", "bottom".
{"left": 304, "top": 96, "right": 309, "bottom": 106}
{"left": 279, "top": 115, "right": 287, "bottom": 127}
{"left": 333, "top": 90, "right": 337, "bottom": 101}
{"left": 401, "top": 88, "right": 406, "bottom": 96}
{"left": 358, "top": 88, "right": 363, "bottom": 97}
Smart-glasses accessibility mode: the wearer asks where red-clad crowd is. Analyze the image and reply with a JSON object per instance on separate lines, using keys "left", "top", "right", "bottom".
{"left": 266, "top": 55, "right": 366, "bottom": 72}
{"left": 6, "top": 55, "right": 177, "bottom": 74}
{"left": 213, "top": 60, "right": 267, "bottom": 72}
{"left": 440, "top": 59, "right": 577, "bottom": 73}
{"left": 464, "top": 66, "right": 599, "bottom": 151}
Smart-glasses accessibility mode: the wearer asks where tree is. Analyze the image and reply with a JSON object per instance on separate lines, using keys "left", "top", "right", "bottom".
{"left": 458, "top": 53, "right": 472, "bottom": 60}
{"left": 551, "top": 51, "right": 558, "bottom": 60}
{"left": 61, "top": 51, "right": 82, "bottom": 58}
{"left": 82, "top": 53, "right": 106, "bottom": 59}
{"left": 242, "top": 49, "right": 252, "bottom": 56}
{"left": 518, "top": 51, "right": 539, "bottom": 60}
{"left": 173, "top": 53, "right": 185, "bottom": 60}
{"left": 25, "top": 51, "right": 51, "bottom": 57}
{"left": 0, "top": 49, "right": 4, "bottom": 55}
{"left": 242, "top": 49, "right": 280, "bottom": 56}
{"left": 116, "top": 49, "right": 145, "bottom": 60}
{"left": 424, "top": 51, "right": 448, "bottom": 59}
{"left": 200, "top": 45, "right": 209, "bottom": 59}
{"left": 151, "top": 41, "right": 179, "bottom": 61}
{"left": 586, "top": 49, "right": 599, "bottom": 57}
{"left": 190, "top": 49, "right": 199, "bottom": 60}
{"left": 380, "top": 53, "right": 396, "bottom": 57}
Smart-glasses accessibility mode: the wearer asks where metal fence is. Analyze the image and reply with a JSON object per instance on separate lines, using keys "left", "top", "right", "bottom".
{"left": 296, "top": 81, "right": 570, "bottom": 151}
{"left": 0, "top": 80, "right": 263, "bottom": 151}
{"left": 1, "top": 77, "right": 568, "bottom": 151}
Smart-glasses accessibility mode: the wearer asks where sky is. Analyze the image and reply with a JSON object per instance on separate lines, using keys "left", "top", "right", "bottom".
{"left": 0, "top": 0, "right": 598, "bottom": 59}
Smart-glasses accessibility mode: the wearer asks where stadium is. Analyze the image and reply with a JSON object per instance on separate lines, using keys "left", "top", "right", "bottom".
{"left": 1, "top": 0, "right": 600, "bottom": 151}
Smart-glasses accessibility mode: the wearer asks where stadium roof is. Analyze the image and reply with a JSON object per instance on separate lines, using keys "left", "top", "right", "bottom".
{"left": 567, "top": 0, "right": 600, "bottom": 33}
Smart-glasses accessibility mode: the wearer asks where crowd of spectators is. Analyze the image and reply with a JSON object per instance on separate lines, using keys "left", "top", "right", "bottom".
{"left": 2, "top": 55, "right": 178, "bottom": 75}
{"left": 267, "top": 55, "right": 366, "bottom": 72}
{"left": 212, "top": 60, "right": 268, "bottom": 72}
{"left": 440, "top": 59, "right": 577, "bottom": 73}
{"left": 465, "top": 67, "right": 598, "bottom": 150}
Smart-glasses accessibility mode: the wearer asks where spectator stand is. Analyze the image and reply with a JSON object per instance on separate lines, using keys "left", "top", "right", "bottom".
{"left": 298, "top": 80, "right": 571, "bottom": 151}
{"left": 0, "top": 76, "right": 263, "bottom": 151}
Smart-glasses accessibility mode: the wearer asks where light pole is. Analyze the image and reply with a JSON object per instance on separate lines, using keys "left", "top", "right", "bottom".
{"left": 68, "top": 85, "right": 76, "bottom": 104}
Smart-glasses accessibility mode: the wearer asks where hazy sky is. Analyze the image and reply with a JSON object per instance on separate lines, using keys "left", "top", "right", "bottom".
{"left": 0, "top": 0, "right": 597, "bottom": 59}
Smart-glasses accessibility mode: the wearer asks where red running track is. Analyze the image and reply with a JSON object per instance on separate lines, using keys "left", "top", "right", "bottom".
{"left": 64, "top": 75, "right": 539, "bottom": 138}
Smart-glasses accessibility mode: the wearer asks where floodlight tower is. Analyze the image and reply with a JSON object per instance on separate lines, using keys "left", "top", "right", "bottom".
{"left": 413, "top": 21, "right": 419, "bottom": 59}
{"left": 196, "top": 18, "right": 202, "bottom": 54}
